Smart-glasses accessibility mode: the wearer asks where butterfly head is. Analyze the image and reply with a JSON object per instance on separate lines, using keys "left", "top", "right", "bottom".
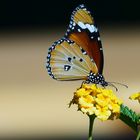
{"left": 88, "top": 72, "right": 108, "bottom": 87}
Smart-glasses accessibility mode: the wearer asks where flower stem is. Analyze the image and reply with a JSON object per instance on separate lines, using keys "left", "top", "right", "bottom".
{"left": 136, "top": 131, "right": 140, "bottom": 140}
{"left": 88, "top": 115, "right": 96, "bottom": 140}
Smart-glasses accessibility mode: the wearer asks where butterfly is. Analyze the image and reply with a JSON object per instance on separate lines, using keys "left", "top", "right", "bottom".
{"left": 46, "top": 4, "right": 108, "bottom": 87}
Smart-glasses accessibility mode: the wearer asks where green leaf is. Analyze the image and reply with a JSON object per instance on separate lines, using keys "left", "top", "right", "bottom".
{"left": 119, "top": 104, "right": 139, "bottom": 133}
{"left": 137, "top": 114, "right": 140, "bottom": 124}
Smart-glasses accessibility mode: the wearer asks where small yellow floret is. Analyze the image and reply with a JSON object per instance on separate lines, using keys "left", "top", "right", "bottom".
{"left": 95, "top": 105, "right": 111, "bottom": 121}
{"left": 70, "top": 84, "right": 122, "bottom": 121}
{"left": 129, "top": 92, "right": 140, "bottom": 103}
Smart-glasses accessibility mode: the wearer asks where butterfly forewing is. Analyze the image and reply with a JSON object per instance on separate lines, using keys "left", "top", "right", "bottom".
{"left": 47, "top": 38, "right": 98, "bottom": 81}
{"left": 65, "top": 4, "right": 104, "bottom": 74}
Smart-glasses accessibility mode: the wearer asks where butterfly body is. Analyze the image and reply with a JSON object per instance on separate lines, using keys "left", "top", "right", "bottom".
{"left": 87, "top": 72, "right": 108, "bottom": 86}
{"left": 46, "top": 4, "right": 107, "bottom": 87}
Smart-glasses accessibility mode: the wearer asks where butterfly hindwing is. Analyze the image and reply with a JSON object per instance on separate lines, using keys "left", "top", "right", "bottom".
{"left": 47, "top": 38, "right": 98, "bottom": 81}
{"left": 65, "top": 4, "right": 104, "bottom": 74}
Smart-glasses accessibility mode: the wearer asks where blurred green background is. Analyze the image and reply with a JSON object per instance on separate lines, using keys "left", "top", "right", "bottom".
{"left": 0, "top": 0, "right": 140, "bottom": 139}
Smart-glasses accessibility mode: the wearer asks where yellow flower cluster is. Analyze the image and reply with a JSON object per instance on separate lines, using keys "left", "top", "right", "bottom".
{"left": 129, "top": 92, "right": 140, "bottom": 103}
{"left": 70, "top": 84, "right": 123, "bottom": 121}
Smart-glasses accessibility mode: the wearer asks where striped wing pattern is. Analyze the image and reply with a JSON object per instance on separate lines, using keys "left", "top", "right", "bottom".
{"left": 47, "top": 38, "right": 98, "bottom": 81}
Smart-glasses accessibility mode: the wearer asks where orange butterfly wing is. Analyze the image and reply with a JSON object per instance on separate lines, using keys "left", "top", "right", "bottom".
{"left": 65, "top": 4, "right": 104, "bottom": 74}
{"left": 47, "top": 38, "right": 98, "bottom": 81}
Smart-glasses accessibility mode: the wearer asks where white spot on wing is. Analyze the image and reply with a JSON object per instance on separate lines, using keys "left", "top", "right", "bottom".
{"left": 98, "top": 37, "right": 100, "bottom": 41}
{"left": 91, "top": 25, "right": 98, "bottom": 32}
{"left": 78, "top": 21, "right": 86, "bottom": 29}
{"left": 78, "top": 22, "right": 98, "bottom": 33}
{"left": 73, "top": 22, "right": 76, "bottom": 26}
{"left": 69, "top": 24, "right": 72, "bottom": 28}
{"left": 83, "top": 51, "right": 87, "bottom": 55}
{"left": 85, "top": 24, "right": 94, "bottom": 33}
{"left": 78, "top": 29, "right": 81, "bottom": 32}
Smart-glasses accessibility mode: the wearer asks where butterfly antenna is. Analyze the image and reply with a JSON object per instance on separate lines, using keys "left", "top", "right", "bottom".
{"left": 109, "top": 82, "right": 128, "bottom": 88}
{"left": 107, "top": 82, "right": 118, "bottom": 91}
